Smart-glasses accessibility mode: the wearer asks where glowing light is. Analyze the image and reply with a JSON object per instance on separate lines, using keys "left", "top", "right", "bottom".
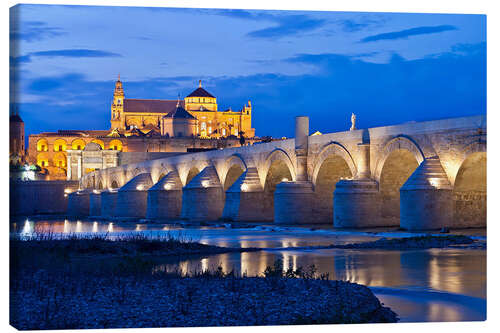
{"left": 21, "top": 220, "right": 32, "bottom": 236}
{"left": 76, "top": 221, "right": 82, "bottom": 233}
{"left": 64, "top": 188, "right": 72, "bottom": 194}
{"left": 136, "top": 185, "right": 144, "bottom": 191}
{"left": 135, "top": 224, "right": 143, "bottom": 231}
{"left": 201, "top": 180, "right": 209, "bottom": 188}
{"left": 92, "top": 222, "right": 98, "bottom": 233}
{"left": 201, "top": 258, "right": 209, "bottom": 272}
{"left": 281, "top": 178, "right": 289, "bottom": 182}
{"left": 240, "top": 183, "right": 248, "bottom": 192}
{"left": 63, "top": 220, "right": 70, "bottom": 233}
{"left": 64, "top": 194, "right": 68, "bottom": 198}
{"left": 107, "top": 223, "right": 114, "bottom": 233}
{"left": 164, "top": 184, "right": 171, "bottom": 190}
{"left": 93, "top": 189, "right": 100, "bottom": 194}
{"left": 429, "top": 178, "right": 439, "bottom": 188}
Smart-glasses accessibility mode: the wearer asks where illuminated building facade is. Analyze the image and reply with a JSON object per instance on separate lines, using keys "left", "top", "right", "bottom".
{"left": 27, "top": 76, "right": 260, "bottom": 180}
{"left": 110, "top": 77, "right": 255, "bottom": 138}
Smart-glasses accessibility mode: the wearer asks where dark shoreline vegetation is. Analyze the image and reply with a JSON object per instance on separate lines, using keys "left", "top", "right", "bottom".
{"left": 10, "top": 233, "right": 398, "bottom": 329}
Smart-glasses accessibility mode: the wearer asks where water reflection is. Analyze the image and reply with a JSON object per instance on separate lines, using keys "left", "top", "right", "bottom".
{"left": 10, "top": 219, "right": 486, "bottom": 322}
{"left": 152, "top": 248, "right": 485, "bottom": 300}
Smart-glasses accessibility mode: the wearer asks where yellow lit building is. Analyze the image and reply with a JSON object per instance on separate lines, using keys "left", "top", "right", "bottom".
{"left": 110, "top": 77, "right": 255, "bottom": 138}
{"left": 27, "top": 76, "right": 259, "bottom": 180}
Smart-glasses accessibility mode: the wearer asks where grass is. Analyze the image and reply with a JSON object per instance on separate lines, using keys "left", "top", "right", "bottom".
{"left": 11, "top": 231, "right": 259, "bottom": 258}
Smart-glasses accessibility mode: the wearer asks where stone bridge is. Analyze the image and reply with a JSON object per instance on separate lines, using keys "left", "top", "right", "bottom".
{"left": 71, "top": 115, "right": 486, "bottom": 230}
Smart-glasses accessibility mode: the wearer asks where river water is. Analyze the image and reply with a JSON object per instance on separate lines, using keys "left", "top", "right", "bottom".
{"left": 11, "top": 219, "right": 487, "bottom": 323}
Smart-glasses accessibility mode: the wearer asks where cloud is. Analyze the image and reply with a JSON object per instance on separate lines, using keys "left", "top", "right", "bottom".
{"left": 10, "top": 20, "right": 65, "bottom": 42}
{"left": 10, "top": 55, "right": 32, "bottom": 64}
{"left": 11, "top": 49, "right": 122, "bottom": 64}
{"left": 30, "top": 49, "right": 122, "bottom": 58}
{"left": 247, "top": 15, "right": 326, "bottom": 39}
{"left": 360, "top": 25, "right": 457, "bottom": 43}
{"left": 208, "top": 9, "right": 327, "bottom": 40}
{"left": 338, "top": 16, "right": 387, "bottom": 33}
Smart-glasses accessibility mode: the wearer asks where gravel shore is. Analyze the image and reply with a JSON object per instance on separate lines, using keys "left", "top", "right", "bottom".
{"left": 10, "top": 273, "right": 397, "bottom": 329}
{"left": 10, "top": 234, "right": 398, "bottom": 329}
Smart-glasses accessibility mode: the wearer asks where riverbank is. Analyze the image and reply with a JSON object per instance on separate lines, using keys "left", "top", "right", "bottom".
{"left": 10, "top": 235, "right": 398, "bottom": 329}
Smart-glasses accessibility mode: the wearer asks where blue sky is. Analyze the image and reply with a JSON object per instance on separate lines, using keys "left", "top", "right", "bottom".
{"left": 10, "top": 4, "right": 486, "bottom": 138}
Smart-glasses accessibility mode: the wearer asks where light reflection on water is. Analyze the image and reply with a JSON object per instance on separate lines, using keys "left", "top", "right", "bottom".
{"left": 11, "top": 219, "right": 486, "bottom": 322}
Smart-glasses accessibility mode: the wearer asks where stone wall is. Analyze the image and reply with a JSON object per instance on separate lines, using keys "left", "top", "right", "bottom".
{"left": 10, "top": 180, "right": 79, "bottom": 216}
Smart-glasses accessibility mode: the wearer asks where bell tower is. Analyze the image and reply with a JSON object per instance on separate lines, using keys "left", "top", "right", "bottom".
{"left": 110, "top": 74, "right": 125, "bottom": 130}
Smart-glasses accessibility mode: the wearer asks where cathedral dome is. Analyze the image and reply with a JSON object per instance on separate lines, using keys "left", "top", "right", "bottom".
{"left": 186, "top": 80, "right": 215, "bottom": 98}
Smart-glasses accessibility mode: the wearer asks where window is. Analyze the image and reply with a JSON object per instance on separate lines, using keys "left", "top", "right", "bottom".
{"left": 77, "top": 145, "right": 81, "bottom": 150}
{"left": 201, "top": 122, "right": 206, "bottom": 130}
{"left": 222, "top": 128, "right": 226, "bottom": 136}
{"left": 58, "top": 145, "right": 63, "bottom": 151}
{"left": 113, "top": 146, "right": 118, "bottom": 150}
{"left": 208, "top": 127, "right": 212, "bottom": 134}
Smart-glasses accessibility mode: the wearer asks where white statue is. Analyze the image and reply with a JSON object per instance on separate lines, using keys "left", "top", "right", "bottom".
{"left": 350, "top": 112, "right": 356, "bottom": 131}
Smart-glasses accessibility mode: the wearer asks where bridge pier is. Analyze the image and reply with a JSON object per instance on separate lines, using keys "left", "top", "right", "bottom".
{"left": 101, "top": 190, "right": 118, "bottom": 218}
{"left": 274, "top": 181, "right": 316, "bottom": 224}
{"left": 89, "top": 190, "right": 102, "bottom": 217}
{"left": 333, "top": 179, "right": 381, "bottom": 228}
{"left": 181, "top": 166, "right": 224, "bottom": 221}
{"left": 67, "top": 189, "right": 91, "bottom": 217}
{"left": 400, "top": 156, "right": 453, "bottom": 230}
{"left": 333, "top": 141, "right": 386, "bottom": 228}
{"left": 273, "top": 116, "right": 317, "bottom": 224}
{"left": 222, "top": 167, "right": 267, "bottom": 221}
{"left": 115, "top": 173, "right": 154, "bottom": 220}
{"left": 146, "top": 171, "right": 183, "bottom": 221}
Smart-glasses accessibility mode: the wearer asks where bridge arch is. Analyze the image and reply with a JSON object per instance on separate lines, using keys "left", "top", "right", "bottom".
{"left": 311, "top": 142, "right": 356, "bottom": 222}
{"left": 453, "top": 140, "right": 486, "bottom": 227}
{"left": 374, "top": 135, "right": 425, "bottom": 182}
{"left": 182, "top": 165, "right": 201, "bottom": 187}
{"left": 259, "top": 148, "right": 296, "bottom": 221}
{"left": 222, "top": 154, "right": 248, "bottom": 191}
{"left": 110, "top": 178, "right": 120, "bottom": 189}
{"left": 154, "top": 167, "right": 171, "bottom": 183}
{"left": 376, "top": 135, "right": 424, "bottom": 225}
{"left": 262, "top": 148, "right": 296, "bottom": 185}
{"left": 311, "top": 142, "right": 357, "bottom": 186}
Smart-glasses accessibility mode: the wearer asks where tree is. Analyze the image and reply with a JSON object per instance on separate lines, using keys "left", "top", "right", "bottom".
{"left": 239, "top": 131, "right": 246, "bottom": 146}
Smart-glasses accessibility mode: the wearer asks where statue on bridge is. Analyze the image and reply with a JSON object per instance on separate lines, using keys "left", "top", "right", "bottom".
{"left": 350, "top": 112, "right": 356, "bottom": 131}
